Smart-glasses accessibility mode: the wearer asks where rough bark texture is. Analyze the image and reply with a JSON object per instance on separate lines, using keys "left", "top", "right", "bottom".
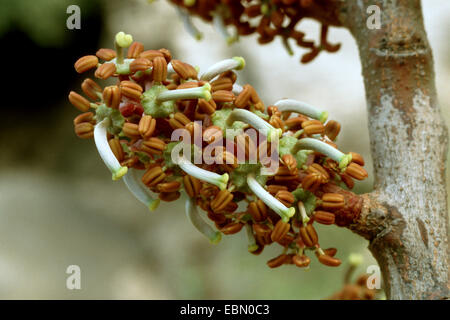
{"left": 336, "top": 0, "right": 449, "bottom": 299}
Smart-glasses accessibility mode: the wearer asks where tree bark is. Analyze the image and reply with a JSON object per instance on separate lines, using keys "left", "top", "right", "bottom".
{"left": 337, "top": 0, "right": 449, "bottom": 299}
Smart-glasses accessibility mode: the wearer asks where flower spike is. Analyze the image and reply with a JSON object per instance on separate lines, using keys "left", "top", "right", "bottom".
{"left": 247, "top": 174, "right": 295, "bottom": 222}
{"left": 226, "top": 109, "right": 282, "bottom": 142}
{"left": 293, "top": 137, "right": 352, "bottom": 169}
{"left": 186, "top": 198, "right": 222, "bottom": 244}
{"left": 200, "top": 57, "right": 245, "bottom": 81}
{"left": 178, "top": 156, "right": 229, "bottom": 190}
{"left": 94, "top": 118, "right": 128, "bottom": 180}
{"left": 157, "top": 83, "right": 211, "bottom": 102}
{"left": 123, "top": 168, "right": 160, "bottom": 211}
{"left": 274, "top": 99, "right": 328, "bottom": 123}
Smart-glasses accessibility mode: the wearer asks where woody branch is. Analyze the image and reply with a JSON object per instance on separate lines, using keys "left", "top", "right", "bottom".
{"left": 326, "top": 0, "right": 449, "bottom": 299}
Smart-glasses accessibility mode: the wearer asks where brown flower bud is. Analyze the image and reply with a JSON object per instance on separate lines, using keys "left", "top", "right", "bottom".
{"left": 306, "top": 224, "right": 319, "bottom": 245}
{"left": 220, "top": 222, "right": 244, "bottom": 235}
{"left": 81, "top": 78, "right": 102, "bottom": 101}
{"left": 345, "top": 162, "right": 368, "bottom": 180}
{"left": 157, "top": 181, "right": 181, "bottom": 193}
{"left": 285, "top": 116, "right": 308, "bottom": 130}
{"left": 234, "top": 85, "right": 252, "bottom": 108}
{"left": 282, "top": 154, "right": 297, "bottom": 172}
{"left": 212, "top": 90, "right": 235, "bottom": 103}
{"left": 169, "top": 112, "right": 191, "bottom": 130}
{"left": 108, "top": 138, "right": 124, "bottom": 162}
{"left": 253, "top": 223, "right": 272, "bottom": 245}
{"left": 270, "top": 9, "right": 284, "bottom": 28}
{"left": 138, "top": 115, "right": 156, "bottom": 139}
{"left": 74, "top": 55, "right": 98, "bottom": 73}
{"left": 139, "top": 49, "right": 164, "bottom": 60}
{"left": 68, "top": 91, "right": 91, "bottom": 112}
{"left": 122, "top": 123, "right": 140, "bottom": 139}
{"left": 324, "top": 120, "right": 341, "bottom": 141}
{"left": 211, "top": 189, "right": 234, "bottom": 213}
{"left": 159, "top": 191, "right": 181, "bottom": 202}
{"left": 323, "top": 248, "right": 338, "bottom": 257}
{"left": 171, "top": 59, "right": 197, "bottom": 80}
{"left": 95, "top": 63, "right": 116, "bottom": 79}
{"left": 129, "top": 58, "right": 152, "bottom": 73}
{"left": 313, "top": 210, "right": 335, "bottom": 225}
{"left": 277, "top": 234, "right": 295, "bottom": 247}
{"left": 269, "top": 115, "right": 284, "bottom": 132}
{"left": 276, "top": 166, "right": 298, "bottom": 177}
{"left": 299, "top": 225, "right": 317, "bottom": 247}
{"left": 248, "top": 200, "right": 268, "bottom": 222}
{"left": 293, "top": 254, "right": 311, "bottom": 268}
{"left": 318, "top": 254, "right": 342, "bottom": 267}
{"left": 211, "top": 77, "right": 233, "bottom": 92}
{"left": 159, "top": 48, "right": 172, "bottom": 63}
{"left": 349, "top": 152, "right": 365, "bottom": 166}
{"left": 142, "top": 166, "right": 166, "bottom": 187}
{"left": 267, "top": 254, "right": 289, "bottom": 268}
{"left": 321, "top": 193, "right": 345, "bottom": 209}
{"left": 103, "top": 86, "right": 121, "bottom": 109}
{"left": 73, "top": 112, "right": 95, "bottom": 126}
{"left": 307, "top": 163, "right": 330, "bottom": 181}
{"left": 301, "top": 173, "right": 321, "bottom": 191}
{"left": 127, "top": 42, "right": 144, "bottom": 58}
{"left": 141, "top": 137, "right": 166, "bottom": 155}
{"left": 207, "top": 211, "right": 227, "bottom": 224}
{"left": 183, "top": 175, "right": 202, "bottom": 198}
{"left": 275, "top": 190, "right": 295, "bottom": 207}
{"left": 74, "top": 122, "right": 94, "bottom": 139}
{"left": 340, "top": 173, "right": 355, "bottom": 189}
{"left": 302, "top": 120, "right": 325, "bottom": 135}
{"left": 151, "top": 56, "right": 167, "bottom": 83}
{"left": 266, "top": 185, "right": 287, "bottom": 196}
{"left": 177, "top": 81, "right": 198, "bottom": 90}
{"left": 120, "top": 81, "right": 143, "bottom": 101}
{"left": 198, "top": 99, "right": 216, "bottom": 114}
{"left": 267, "top": 106, "right": 281, "bottom": 117}
{"left": 96, "top": 48, "right": 116, "bottom": 61}
{"left": 271, "top": 220, "right": 290, "bottom": 242}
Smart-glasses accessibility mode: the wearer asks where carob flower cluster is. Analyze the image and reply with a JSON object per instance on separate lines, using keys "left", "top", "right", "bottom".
{"left": 169, "top": 0, "right": 341, "bottom": 63}
{"left": 69, "top": 32, "right": 368, "bottom": 270}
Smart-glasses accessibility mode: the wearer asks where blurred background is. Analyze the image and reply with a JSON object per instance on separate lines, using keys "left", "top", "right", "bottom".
{"left": 0, "top": 0, "right": 448, "bottom": 299}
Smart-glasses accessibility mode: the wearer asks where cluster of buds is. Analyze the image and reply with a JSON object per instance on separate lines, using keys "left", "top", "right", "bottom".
{"left": 69, "top": 32, "right": 368, "bottom": 270}
{"left": 168, "top": 0, "right": 341, "bottom": 63}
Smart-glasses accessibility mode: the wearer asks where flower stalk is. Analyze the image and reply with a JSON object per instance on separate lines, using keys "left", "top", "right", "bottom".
{"left": 274, "top": 99, "right": 328, "bottom": 123}
{"left": 94, "top": 118, "right": 128, "bottom": 180}
{"left": 247, "top": 174, "right": 295, "bottom": 222}
{"left": 123, "top": 169, "right": 160, "bottom": 211}
{"left": 293, "top": 137, "right": 352, "bottom": 169}
{"left": 178, "top": 156, "right": 229, "bottom": 190}
{"left": 185, "top": 197, "right": 222, "bottom": 244}
{"left": 200, "top": 57, "right": 245, "bottom": 81}
{"left": 156, "top": 83, "right": 212, "bottom": 102}
{"left": 226, "top": 109, "right": 282, "bottom": 142}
